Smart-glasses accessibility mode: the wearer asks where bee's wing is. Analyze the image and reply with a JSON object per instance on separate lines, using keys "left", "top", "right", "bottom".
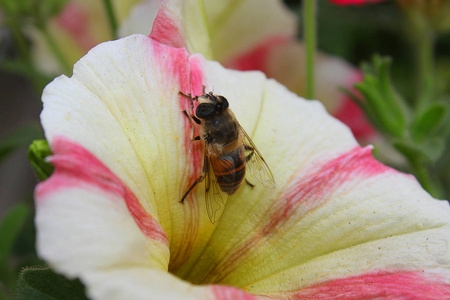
{"left": 240, "top": 126, "right": 276, "bottom": 190}
{"left": 204, "top": 154, "right": 229, "bottom": 224}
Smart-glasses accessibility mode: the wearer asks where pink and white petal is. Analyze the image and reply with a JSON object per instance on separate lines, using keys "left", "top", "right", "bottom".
{"left": 35, "top": 137, "right": 169, "bottom": 276}
{"left": 40, "top": 34, "right": 209, "bottom": 258}
{"left": 285, "top": 271, "right": 450, "bottom": 299}
{"left": 243, "top": 191, "right": 450, "bottom": 295}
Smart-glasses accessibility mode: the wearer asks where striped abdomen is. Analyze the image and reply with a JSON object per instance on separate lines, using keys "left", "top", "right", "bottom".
{"left": 210, "top": 145, "right": 246, "bottom": 195}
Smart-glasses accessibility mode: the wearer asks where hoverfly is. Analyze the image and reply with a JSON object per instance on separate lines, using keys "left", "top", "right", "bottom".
{"left": 179, "top": 88, "right": 275, "bottom": 223}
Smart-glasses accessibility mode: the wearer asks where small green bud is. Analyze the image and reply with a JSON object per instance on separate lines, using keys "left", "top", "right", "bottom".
{"left": 28, "top": 140, "right": 54, "bottom": 181}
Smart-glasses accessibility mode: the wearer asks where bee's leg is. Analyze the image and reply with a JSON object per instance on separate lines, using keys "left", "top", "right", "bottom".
{"left": 181, "top": 156, "right": 208, "bottom": 203}
{"left": 182, "top": 110, "right": 202, "bottom": 141}
{"left": 179, "top": 91, "right": 194, "bottom": 106}
{"left": 180, "top": 174, "right": 205, "bottom": 203}
{"left": 179, "top": 91, "right": 199, "bottom": 113}
{"left": 245, "top": 179, "right": 255, "bottom": 188}
{"left": 182, "top": 110, "right": 201, "bottom": 125}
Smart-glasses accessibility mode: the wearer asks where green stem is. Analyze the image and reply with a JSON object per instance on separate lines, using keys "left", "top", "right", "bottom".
{"left": 303, "top": 0, "right": 316, "bottom": 100}
{"left": 40, "top": 25, "right": 72, "bottom": 75}
{"left": 414, "top": 29, "right": 435, "bottom": 110}
{"left": 404, "top": 6, "right": 435, "bottom": 110}
{"left": 8, "top": 20, "right": 30, "bottom": 62}
{"left": 103, "top": 0, "right": 118, "bottom": 40}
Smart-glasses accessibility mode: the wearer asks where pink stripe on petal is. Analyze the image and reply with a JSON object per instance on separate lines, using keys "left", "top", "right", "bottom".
{"left": 35, "top": 137, "right": 168, "bottom": 245}
{"left": 148, "top": 41, "right": 205, "bottom": 177}
{"left": 262, "top": 146, "right": 391, "bottom": 235}
{"left": 294, "top": 271, "right": 450, "bottom": 299}
{"left": 185, "top": 54, "right": 208, "bottom": 173}
{"left": 168, "top": 55, "right": 208, "bottom": 270}
{"left": 211, "top": 285, "right": 260, "bottom": 300}
{"left": 225, "top": 36, "right": 291, "bottom": 73}
{"left": 151, "top": 41, "right": 207, "bottom": 190}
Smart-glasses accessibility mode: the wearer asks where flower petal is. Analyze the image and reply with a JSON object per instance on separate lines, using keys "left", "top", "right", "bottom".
{"left": 291, "top": 271, "right": 450, "bottom": 299}
{"left": 83, "top": 269, "right": 209, "bottom": 300}
{"left": 35, "top": 137, "right": 169, "bottom": 276}
{"left": 39, "top": 34, "right": 210, "bottom": 266}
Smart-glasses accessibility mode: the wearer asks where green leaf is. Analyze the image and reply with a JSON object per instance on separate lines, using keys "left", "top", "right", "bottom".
{"left": 393, "top": 138, "right": 445, "bottom": 162}
{"left": 0, "top": 204, "right": 29, "bottom": 279}
{"left": 28, "top": 140, "right": 54, "bottom": 181}
{"left": 410, "top": 103, "right": 448, "bottom": 143}
{"left": 0, "top": 124, "right": 43, "bottom": 162}
{"left": 17, "top": 266, "right": 89, "bottom": 300}
{"left": 354, "top": 55, "right": 408, "bottom": 138}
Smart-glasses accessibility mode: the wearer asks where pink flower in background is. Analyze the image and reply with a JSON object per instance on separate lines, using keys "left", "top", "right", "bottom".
{"left": 329, "top": 0, "right": 389, "bottom": 5}
{"left": 29, "top": 0, "right": 147, "bottom": 75}
{"left": 35, "top": 30, "right": 450, "bottom": 299}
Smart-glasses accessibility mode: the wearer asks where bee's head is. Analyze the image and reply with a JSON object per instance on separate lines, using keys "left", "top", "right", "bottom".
{"left": 195, "top": 92, "right": 229, "bottom": 119}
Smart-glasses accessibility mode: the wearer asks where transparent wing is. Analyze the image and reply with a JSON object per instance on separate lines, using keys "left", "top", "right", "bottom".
{"left": 240, "top": 126, "right": 276, "bottom": 190}
{"left": 204, "top": 155, "right": 229, "bottom": 224}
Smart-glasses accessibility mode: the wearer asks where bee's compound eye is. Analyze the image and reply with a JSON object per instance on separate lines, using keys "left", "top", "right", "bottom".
{"left": 218, "top": 96, "right": 229, "bottom": 109}
{"left": 196, "top": 103, "right": 216, "bottom": 119}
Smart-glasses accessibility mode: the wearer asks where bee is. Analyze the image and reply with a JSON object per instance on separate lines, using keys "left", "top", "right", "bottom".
{"left": 179, "top": 88, "right": 275, "bottom": 223}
